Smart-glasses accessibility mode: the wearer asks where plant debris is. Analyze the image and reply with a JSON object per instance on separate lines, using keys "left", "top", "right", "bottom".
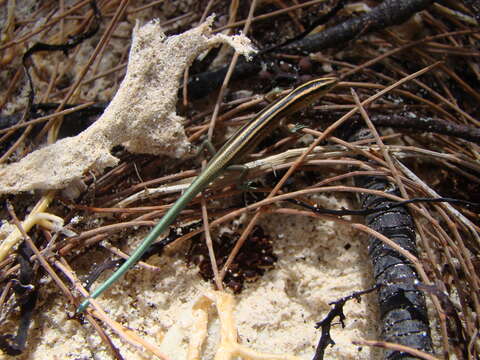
{"left": 313, "top": 287, "right": 378, "bottom": 360}
{"left": 0, "top": 17, "right": 254, "bottom": 194}
{"left": 0, "top": 0, "right": 479, "bottom": 359}
{"left": 188, "top": 225, "right": 277, "bottom": 293}
{"left": 0, "top": 242, "right": 38, "bottom": 356}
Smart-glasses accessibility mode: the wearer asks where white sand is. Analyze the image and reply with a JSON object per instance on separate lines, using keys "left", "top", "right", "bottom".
{"left": 3, "top": 195, "right": 382, "bottom": 360}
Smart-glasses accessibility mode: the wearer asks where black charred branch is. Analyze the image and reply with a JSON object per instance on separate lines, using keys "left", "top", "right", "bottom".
{"left": 264, "top": 0, "right": 347, "bottom": 53}
{"left": 282, "top": 0, "right": 434, "bottom": 54}
{"left": 287, "top": 197, "right": 480, "bottom": 216}
{"left": 2, "top": 104, "right": 478, "bottom": 167}
{"left": 313, "top": 286, "right": 378, "bottom": 360}
{"left": 0, "top": 102, "right": 107, "bottom": 155}
{"left": 3, "top": 103, "right": 480, "bottom": 148}
{"left": 0, "top": 243, "right": 38, "bottom": 356}
{"left": 350, "top": 129, "right": 433, "bottom": 360}
{"left": 22, "top": 0, "right": 101, "bottom": 61}
{"left": 187, "top": 0, "right": 435, "bottom": 100}
{"left": 184, "top": 57, "right": 262, "bottom": 101}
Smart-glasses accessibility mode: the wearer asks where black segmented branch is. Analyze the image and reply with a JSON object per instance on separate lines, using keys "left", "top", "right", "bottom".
{"left": 183, "top": 57, "right": 262, "bottom": 102}
{"left": 350, "top": 129, "right": 433, "bottom": 360}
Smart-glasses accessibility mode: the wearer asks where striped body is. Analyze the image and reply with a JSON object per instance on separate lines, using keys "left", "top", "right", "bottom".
{"left": 77, "top": 77, "right": 337, "bottom": 312}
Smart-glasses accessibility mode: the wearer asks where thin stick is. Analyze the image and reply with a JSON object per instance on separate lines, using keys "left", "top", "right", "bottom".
{"left": 350, "top": 89, "right": 408, "bottom": 198}
{"left": 214, "top": 0, "right": 328, "bottom": 32}
{"left": 352, "top": 339, "right": 440, "bottom": 360}
{"left": 38, "top": 0, "right": 130, "bottom": 142}
{"left": 207, "top": 0, "right": 258, "bottom": 141}
{"left": 220, "top": 63, "right": 441, "bottom": 278}
{"left": 0, "top": 101, "right": 95, "bottom": 134}
{"left": 200, "top": 161, "right": 223, "bottom": 291}
{"left": 56, "top": 259, "right": 164, "bottom": 360}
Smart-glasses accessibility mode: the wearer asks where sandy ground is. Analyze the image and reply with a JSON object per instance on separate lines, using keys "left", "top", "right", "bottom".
{"left": 1, "top": 194, "right": 383, "bottom": 360}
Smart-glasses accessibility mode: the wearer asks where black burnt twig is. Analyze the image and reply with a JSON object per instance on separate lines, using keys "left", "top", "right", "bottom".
{"left": 0, "top": 1, "right": 102, "bottom": 157}
{"left": 287, "top": 197, "right": 480, "bottom": 217}
{"left": 22, "top": 0, "right": 101, "bottom": 61}
{"left": 0, "top": 102, "right": 107, "bottom": 149}
{"left": 282, "top": 0, "right": 434, "bottom": 54}
{"left": 313, "top": 286, "right": 378, "bottom": 360}
{"left": 263, "top": 0, "right": 347, "bottom": 53}
{"left": 0, "top": 243, "right": 37, "bottom": 355}
{"left": 187, "top": 0, "right": 435, "bottom": 100}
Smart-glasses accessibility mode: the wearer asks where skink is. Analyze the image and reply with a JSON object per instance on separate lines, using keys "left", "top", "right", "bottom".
{"left": 77, "top": 77, "right": 337, "bottom": 312}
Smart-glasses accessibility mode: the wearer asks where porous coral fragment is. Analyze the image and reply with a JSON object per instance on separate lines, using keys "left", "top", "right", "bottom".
{"left": 0, "top": 17, "right": 254, "bottom": 194}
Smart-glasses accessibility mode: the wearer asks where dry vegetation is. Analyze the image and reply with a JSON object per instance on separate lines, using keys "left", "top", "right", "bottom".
{"left": 0, "top": 0, "right": 479, "bottom": 359}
